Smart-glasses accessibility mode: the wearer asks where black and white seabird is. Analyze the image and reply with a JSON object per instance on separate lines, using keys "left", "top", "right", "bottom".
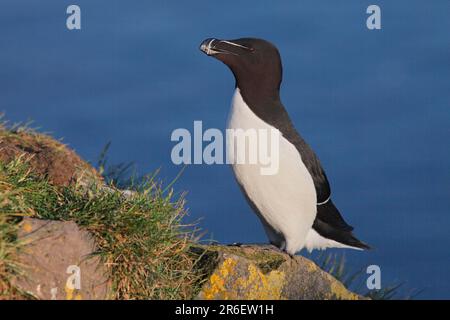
{"left": 200, "top": 38, "right": 369, "bottom": 255}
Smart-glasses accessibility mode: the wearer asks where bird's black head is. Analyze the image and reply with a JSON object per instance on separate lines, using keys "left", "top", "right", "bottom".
{"left": 200, "top": 38, "right": 283, "bottom": 101}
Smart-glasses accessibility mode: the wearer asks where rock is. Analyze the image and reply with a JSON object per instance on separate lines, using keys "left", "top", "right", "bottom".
{"left": 0, "top": 128, "right": 102, "bottom": 186}
{"left": 194, "top": 245, "right": 364, "bottom": 300}
{"left": 13, "top": 218, "right": 111, "bottom": 300}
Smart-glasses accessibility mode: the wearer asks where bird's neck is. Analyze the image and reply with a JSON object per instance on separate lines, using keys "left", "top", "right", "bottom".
{"left": 236, "top": 79, "right": 281, "bottom": 108}
{"left": 235, "top": 83, "right": 291, "bottom": 130}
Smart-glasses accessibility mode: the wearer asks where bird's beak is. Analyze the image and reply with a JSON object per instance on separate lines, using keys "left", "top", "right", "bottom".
{"left": 199, "top": 38, "right": 253, "bottom": 56}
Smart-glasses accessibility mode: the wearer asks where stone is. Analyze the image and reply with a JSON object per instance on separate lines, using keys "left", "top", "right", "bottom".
{"left": 195, "top": 245, "right": 365, "bottom": 300}
{"left": 13, "top": 218, "right": 110, "bottom": 300}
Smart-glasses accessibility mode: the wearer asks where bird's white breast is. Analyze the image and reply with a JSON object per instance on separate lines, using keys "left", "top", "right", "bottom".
{"left": 227, "top": 88, "right": 317, "bottom": 254}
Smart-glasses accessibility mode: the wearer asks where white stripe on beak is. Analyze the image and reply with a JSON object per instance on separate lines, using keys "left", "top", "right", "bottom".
{"left": 220, "top": 40, "right": 253, "bottom": 51}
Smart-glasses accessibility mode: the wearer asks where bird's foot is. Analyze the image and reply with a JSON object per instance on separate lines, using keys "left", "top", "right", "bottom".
{"left": 227, "top": 242, "right": 244, "bottom": 247}
{"left": 226, "top": 242, "right": 287, "bottom": 254}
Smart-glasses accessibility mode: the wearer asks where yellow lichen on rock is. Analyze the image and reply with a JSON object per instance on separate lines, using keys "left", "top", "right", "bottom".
{"left": 201, "top": 258, "right": 237, "bottom": 300}
{"left": 65, "top": 286, "right": 74, "bottom": 300}
{"left": 306, "top": 260, "right": 318, "bottom": 273}
{"left": 65, "top": 285, "right": 83, "bottom": 300}
{"left": 220, "top": 258, "right": 237, "bottom": 278}
{"left": 199, "top": 256, "right": 285, "bottom": 300}
{"left": 329, "top": 280, "right": 360, "bottom": 300}
{"left": 235, "top": 264, "right": 285, "bottom": 300}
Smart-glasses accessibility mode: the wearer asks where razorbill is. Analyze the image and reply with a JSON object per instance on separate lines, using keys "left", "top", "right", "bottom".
{"left": 199, "top": 37, "right": 369, "bottom": 255}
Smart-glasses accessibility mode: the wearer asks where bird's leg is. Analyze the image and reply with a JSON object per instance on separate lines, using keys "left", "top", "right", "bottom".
{"left": 226, "top": 242, "right": 297, "bottom": 261}
{"left": 264, "top": 243, "right": 286, "bottom": 253}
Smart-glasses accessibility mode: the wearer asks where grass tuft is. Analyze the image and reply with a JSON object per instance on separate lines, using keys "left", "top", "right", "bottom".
{"left": 312, "top": 252, "right": 422, "bottom": 300}
{"left": 0, "top": 156, "right": 203, "bottom": 299}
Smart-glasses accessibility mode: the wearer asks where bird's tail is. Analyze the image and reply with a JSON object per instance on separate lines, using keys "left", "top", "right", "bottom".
{"left": 305, "top": 200, "right": 370, "bottom": 252}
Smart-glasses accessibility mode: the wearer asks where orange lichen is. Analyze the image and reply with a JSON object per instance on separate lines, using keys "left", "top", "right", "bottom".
{"left": 202, "top": 258, "right": 237, "bottom": 300}
{"left": 200, "top": 257, "right": 285, "bottom": 300}
{"left": 22, "top": 222, "right": 33, "bottom": 233}
{"left": 235, "top": 264, "right": 284, "bottom": 300}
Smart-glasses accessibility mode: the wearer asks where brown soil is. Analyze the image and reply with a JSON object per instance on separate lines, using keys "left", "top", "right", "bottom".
{"left": 0, "top": 127, "right": 102, "bottom": 186}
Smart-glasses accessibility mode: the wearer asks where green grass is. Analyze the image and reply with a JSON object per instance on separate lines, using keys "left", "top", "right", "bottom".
{"left": 0, "top": 155, "right": 38, "bottom": 299}
{"left": 0, "top": 196, "right": 28, "bottom": 298}
{"left": 0, "top": 115, "right": 39, "bottom": 137}
{"left": 0, "top": 156, "right": 204, "bottom": 299}
{"left": 312, "top": 252, "right": 422, "bottom": 300}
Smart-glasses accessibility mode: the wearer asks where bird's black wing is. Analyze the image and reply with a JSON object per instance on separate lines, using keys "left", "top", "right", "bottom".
{"left": 269, "top": 106, "right": 355, "bottom": 233}
{"left": 282, "top": 124, "right": 370, "bottom": 248}
{"left": 284, "top": 129, "right": 355, "bottom": 232}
